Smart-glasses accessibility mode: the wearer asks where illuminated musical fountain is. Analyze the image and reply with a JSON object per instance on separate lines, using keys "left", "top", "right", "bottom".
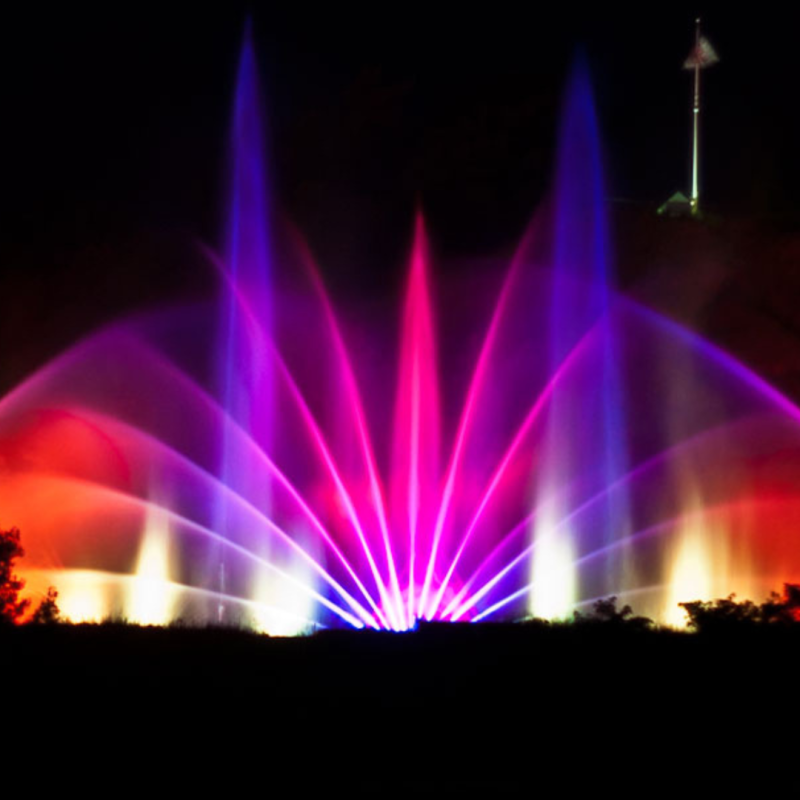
{"left": 2, "top": 35, "right": 799, "bottom": 632}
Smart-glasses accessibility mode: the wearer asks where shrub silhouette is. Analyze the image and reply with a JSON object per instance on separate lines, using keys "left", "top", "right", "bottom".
{"left": 572, "top": 596, "right": 653, "bottom": 630}
{"left": 679, "top": 584, "right": 800, "bottom": 631}
{"left": 759, "top": 583, "right": 800, "bottom": 624}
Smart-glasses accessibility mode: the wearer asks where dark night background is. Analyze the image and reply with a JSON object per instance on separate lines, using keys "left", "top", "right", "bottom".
{"left": 3, "top": 4, "right": 800, "bottom": 387}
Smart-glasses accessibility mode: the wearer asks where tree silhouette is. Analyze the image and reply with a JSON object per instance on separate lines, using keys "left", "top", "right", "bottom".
{"left": 31, "top": 586, "right": 61, "bottom": 625}
{"left": 572, "top": 596, "right": 653, "bottom": 630}
{"left": 0, "top": 527, "right": 30, "bottom": 624}
{"left": 755, "top": 583, "right": 800, "bottom": 625}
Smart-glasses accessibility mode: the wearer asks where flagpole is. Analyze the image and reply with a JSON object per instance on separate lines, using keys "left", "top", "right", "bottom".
{"left": 691, "top": 17, "right": 701, "bottom": 215}
{"left": 664, "top": 21, "right": 716, "bottom": 218}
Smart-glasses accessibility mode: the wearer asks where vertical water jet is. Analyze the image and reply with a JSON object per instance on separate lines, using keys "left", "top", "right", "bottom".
{"left": 530, "top": 60, "right": 630, "bottom": 619}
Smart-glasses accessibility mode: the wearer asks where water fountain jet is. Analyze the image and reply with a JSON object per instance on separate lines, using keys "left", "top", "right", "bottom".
{"left": 1, "top": 35, "right": 799, "bottom": 632}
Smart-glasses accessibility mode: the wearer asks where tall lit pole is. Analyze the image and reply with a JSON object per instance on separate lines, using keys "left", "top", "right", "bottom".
{"left": 690, "top": 19, "right": 701, "bottom": 213}
{"left": 684, "top": 18, "right": 719, "bottom": 216}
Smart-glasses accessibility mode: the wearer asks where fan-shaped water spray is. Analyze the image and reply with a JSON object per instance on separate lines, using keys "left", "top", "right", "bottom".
{"left": 1, "top": 33, "right": 799, "bottom": 632}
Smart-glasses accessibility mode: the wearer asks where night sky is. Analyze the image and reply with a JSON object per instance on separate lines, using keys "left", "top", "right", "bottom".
{"left": 3, "top": 4, "right": 800, "bottom": 390}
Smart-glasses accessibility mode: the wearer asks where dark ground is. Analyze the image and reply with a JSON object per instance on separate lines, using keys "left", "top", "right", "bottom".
{"left": 5, "top": 622, "right": 798, "bottom": 790}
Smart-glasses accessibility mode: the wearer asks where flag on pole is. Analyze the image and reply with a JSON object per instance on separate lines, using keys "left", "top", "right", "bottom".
{"left": 683, "top": 36, "right": 720, "bottom": 69}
